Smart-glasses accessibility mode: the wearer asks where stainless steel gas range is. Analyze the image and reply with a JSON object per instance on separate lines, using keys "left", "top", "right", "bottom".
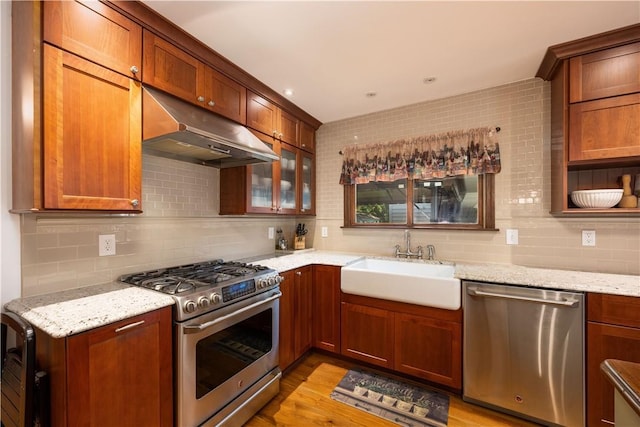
{"left": 121, "top": 259, "right": 283, "bottom": 427}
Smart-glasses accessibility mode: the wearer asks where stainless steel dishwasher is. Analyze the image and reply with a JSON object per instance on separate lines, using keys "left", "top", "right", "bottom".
{"left": 463, "top": 281, "right": 584, "bottom": 427}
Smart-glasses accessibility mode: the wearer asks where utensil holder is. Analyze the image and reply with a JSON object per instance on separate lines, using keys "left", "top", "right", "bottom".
{"left": 294, "top": 236, "right": 305, "bottom": 250}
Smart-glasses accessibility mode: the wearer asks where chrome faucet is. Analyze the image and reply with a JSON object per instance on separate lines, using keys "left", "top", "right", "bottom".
{"left": 426, "top": 244, "right": 436, "bottom": 261}
{"left": 394, "top": 230, "right": 423, "bottom": 259}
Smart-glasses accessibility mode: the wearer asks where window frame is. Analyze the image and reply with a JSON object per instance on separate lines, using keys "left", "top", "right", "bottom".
{"left": 343, "top": 174, "right": 496, "bottom": 230}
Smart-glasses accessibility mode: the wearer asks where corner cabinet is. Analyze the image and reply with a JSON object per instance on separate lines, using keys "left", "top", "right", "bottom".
{"left": 538, "top": 24, "right": 640, "bottom": 216}
{"left": 312, "top": 265, "right": 341, "bottom": 354}
{"left": 34, "top": 307, "right": 173, "bottom": 426}
{"left": 12, "top": 0, "right": 143, "bottom": 212}
{"left": 586, "top": 293, "right": 640, "bottom": 427}
{"left": 220, "top": 131, "right": 316, "bottom": 215}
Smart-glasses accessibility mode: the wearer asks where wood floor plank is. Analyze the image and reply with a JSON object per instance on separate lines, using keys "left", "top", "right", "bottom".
{"left": 246, "top": 352, "right": 538, "bottom": 426}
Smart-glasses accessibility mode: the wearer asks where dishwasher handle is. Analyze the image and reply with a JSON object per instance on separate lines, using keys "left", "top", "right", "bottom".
{"left": 466, "top": 287, "right": 580, "bottom": 307}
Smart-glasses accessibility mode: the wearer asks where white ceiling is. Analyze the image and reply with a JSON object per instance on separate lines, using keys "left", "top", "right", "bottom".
{"left": 142, "top": 1, "right": 640, "bottom": 124}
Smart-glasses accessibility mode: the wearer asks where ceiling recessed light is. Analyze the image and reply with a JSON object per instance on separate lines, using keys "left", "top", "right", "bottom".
{"left": 283, "top": 89, "right": 294, "bottom": 97}
{"left": 365, "top": 91, "right": 377, "bottom": 98}
{"left": 423, "top": 77, "right": 437, "bottom": 84}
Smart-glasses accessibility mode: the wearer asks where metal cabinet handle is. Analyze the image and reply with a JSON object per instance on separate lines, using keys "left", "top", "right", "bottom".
{"left": 208, "top": 100, "right": 215, "bottom": 107}
{"left": 273, "top": 130, "right": 278, "bottom": 137}
{"left": 197, "top": 96, "right": 205, "bottom": 102}
{"left": 467, "top": 288, "right": 579, "bottom": 307}
{"left": 131, "top": 199, "right": 140, "bottom": 207}
{"left": 115, "top": 320, "right": 145, "bottom": 333}
{"left": 295, "top": 271, "right": 302, "bottom": 276}
{"left": 279, "top": 133, "right": 283, "bottom": 139}
{"left": 129, "top": 65, "right": 139, "bottom": 74}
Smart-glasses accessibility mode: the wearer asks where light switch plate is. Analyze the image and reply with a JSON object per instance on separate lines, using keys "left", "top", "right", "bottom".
{"left": 582, "top": 230, "right": 596, "bottom": 246}
{"left": 321, "top": 227, "right": 328, "bottom": 238}
{"left": 268, "top": 227, "right": 274, "bottom": 240}
{"left": 506, "top": 229, "right": 519, "bottom": 245}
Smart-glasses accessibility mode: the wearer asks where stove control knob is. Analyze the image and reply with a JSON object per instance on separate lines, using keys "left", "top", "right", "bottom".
{"left": 198, "top": 296, "right": 210, "bottom": 309}
{"left": 184, "top": 300, "right": 197, "bottom": 313}
{"left": 276, "top": 275, "right": 284, "bottom": 284}
{"left": 268, "top": 276, "right": 276, "bottom": 286}
{"left": 258, "top": 279, "right": 267, "bottom": 289}
{"left": 210, "top": 293, "right": 222, "bottom": 304}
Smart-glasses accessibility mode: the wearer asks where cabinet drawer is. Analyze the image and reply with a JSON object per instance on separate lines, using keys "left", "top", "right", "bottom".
{"left": 587, "top": 293, "right": 640, "bottom": 327}
{"left": 570, "top": 42, "right": 640, "bottom": 103}
{"left": 569, "top": 93, "right": 640, "bottom": 162}
{"left": 44, "top": 0, "right": 142, "bottom": 78}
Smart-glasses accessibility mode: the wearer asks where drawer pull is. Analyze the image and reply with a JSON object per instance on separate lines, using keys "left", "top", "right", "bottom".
{"left": 115, "top": 320, "right": 145, "bottom": 333}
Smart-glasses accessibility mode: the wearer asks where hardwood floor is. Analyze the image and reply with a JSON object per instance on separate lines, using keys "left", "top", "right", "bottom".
{"left": 246, "top": 352, "right": 539, "bottom": 426}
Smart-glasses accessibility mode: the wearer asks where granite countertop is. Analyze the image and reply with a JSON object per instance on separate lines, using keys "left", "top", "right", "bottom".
{"left": 601, "top": 359, "right": 640, "bottom": 417}
{"left": 4, "top": 282, "right": 175, "bottom": 338}
{"left": 5, "top": 250, "right": 639, "bottom": 339}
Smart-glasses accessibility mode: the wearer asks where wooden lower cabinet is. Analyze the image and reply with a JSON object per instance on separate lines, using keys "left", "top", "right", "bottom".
{"left": 395, "top": 313, "right": 461, "bottom": 389}
{"left": 341, "top": 294, "right": 462, "bottom": 390}
{"left": 341, "top": 302, "right": 395, "bottom": 368}
{"left": 278, "top": 267, "right": 312, "bottom": 371}
{"left": 35, "top": 307, "right": 173, "bottom": 427}
{"left": 587, "top": 293, "right": 640, "bottom": 427}
{"left": 312, "top": 265, "right": 341, "bottom": 353}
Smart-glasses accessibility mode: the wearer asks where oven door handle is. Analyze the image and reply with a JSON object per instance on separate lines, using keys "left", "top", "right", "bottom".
{"left": 183, "top": 290, "right": 282, "bottom": 334}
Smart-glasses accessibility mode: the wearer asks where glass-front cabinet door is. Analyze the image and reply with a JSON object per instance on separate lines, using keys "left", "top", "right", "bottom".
{"left": 247, "top": 139, "right": 276, "bottom": 214}
{"left": 300, "top": 152, "right": 314, "bottom": 215}
{"left": 278, "top": 143, "right": 298, "bottom": 213}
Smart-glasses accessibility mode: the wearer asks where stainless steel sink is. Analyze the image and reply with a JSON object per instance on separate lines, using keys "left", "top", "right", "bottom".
{"left": 340, "top": 258, "right": 461, "bottom": 310}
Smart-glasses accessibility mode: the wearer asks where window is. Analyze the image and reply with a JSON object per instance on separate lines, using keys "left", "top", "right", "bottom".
{"left": 344, "top": 174, "right": 495, "bottom": 230}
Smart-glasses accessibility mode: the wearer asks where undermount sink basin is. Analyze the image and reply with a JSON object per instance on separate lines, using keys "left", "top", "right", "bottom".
{"left": 341, "top": 258, "right": 461, "bottom": 310}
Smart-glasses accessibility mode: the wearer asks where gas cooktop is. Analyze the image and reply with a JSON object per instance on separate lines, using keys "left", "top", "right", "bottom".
{"left": 120, "top": 259, "right": 282, "bottom": 320}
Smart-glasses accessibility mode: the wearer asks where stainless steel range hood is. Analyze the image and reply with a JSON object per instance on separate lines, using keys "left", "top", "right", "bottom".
{"left": 142, "top": 86, "right": 279, "bottom": 168}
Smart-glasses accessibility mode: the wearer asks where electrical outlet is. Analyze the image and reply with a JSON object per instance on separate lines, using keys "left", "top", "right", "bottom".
{"left": 99, "top": 234, "right": 116, "bottom": 256}
{"left": 268, "top": 227, "right": 274, "bottom": 240}
{"left": 582, "top": 230, "right": 596, "bottom": 246}
{"left": 506, "top": 229, "right": 519, "bottom": 245}
{"left": 321, "top": 227, "right": 328, "bottom": 238}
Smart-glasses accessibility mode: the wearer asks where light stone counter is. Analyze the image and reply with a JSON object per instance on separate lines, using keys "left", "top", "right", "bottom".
{"left": 4, "top": 282, "right": 175, "bottom": 338}
{"left": 253, "top": 250, "right": 640, "bottom": 298}
{"left": 6, "top": 251, "right": 638, "bottom": 339}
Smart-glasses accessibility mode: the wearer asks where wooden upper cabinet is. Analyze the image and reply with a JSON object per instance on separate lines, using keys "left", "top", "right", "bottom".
{"left": 570, "top": 42, "right": 640, "bottom": 103}
{"left": 204, "top": 67, "right": 247, "bottom": 123}
{"left": 143, "top": 31, "right": 246, "bottom": 123}
{"left": 43, "top": 44, "right": 142, "bottom": 210}
{"left": 247, "top": 91, "right": 300, "bottom": 146}
{"left": 569, "top": 93, "right": 640, "bottom": 161}
{"left": 43, "top": 0, "right": 142, "bottom": 79}
{"left": 143, "top": 31, "right": 205, "bottom": 103}
{"left": 299, "top": 121, "right": 316, "bottom": 153}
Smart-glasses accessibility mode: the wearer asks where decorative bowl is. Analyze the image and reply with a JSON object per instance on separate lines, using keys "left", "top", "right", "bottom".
{"left": 570, "top": 189, "right": 623, "bottom": 208}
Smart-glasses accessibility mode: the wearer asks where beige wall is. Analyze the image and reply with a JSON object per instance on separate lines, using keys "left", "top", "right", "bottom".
{"left": 313, "top": 78, "right": 640, "bottom": 276}
{"left": 17, "top": 78, "right": 640, "bottom": 297}
{"left": 20, "top": 155, "right": 299, "bottom": 297}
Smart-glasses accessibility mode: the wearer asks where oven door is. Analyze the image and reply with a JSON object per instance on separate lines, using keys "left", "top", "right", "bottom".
{"left": 176, "top": 288, "right": 281, "bottom": 427}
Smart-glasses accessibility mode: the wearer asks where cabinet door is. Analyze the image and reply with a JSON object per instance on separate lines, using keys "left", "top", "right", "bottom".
{"left": 247, "top": 91, "right": 278, "bottom": 137}
{"left": 204, "top": 67, "right": 246, "bottom": 123}
{"left": 313, "top": 265, "right": 341, "bottom": 353}
{"left": 395, "top": 313, "right": 461, "bottom": 389}
{"left": 143, "top": 31, "right": 206, "bottom": 105}
{"left": 278, "top": 109, "right": 299, "bottom": 146}
{"left": 570, "top": 42, "right": 640, "bottom": 103}
{"left": 569, "top": 93, "right": 640, "bottom": 162}
{"left": 299, "top": 121, "right": 316, "bottom": 153}
{"left": 587, "top": 322, "right": 640, "bottom": 427}
{"left": 341, "top": 302, "right": 394, "bottom": 368}
{"left": 299, "top": 152, "right": 315, "bottom": 215}
{"left": 278, "top": 270, "right": 296, "bottom": 370}
{"left": 66, "top": 308, "right": 173, "bottom": 426}
{"left": 44, "top": 0, "right": 142, "bottom": 78}
{"left": 279, "top": 143, "right": 298, "bottom": 214}
{"left": 294, "top": 267, "right": 313, "bottom": 359}
{"left": 43, "top": 44, "right": 141, "bottom": 210}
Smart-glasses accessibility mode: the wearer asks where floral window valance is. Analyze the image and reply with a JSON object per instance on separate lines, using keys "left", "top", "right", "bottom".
{"left": 339, "top": 127, "right": 501, "bottom": 185}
